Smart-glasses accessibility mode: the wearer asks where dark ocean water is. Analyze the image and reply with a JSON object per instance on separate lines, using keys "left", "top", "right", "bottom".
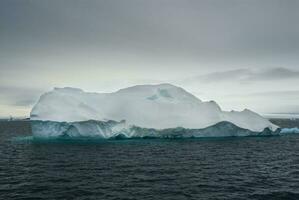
{"left": 1, "top": 121, "right": 299, "bottom": 200}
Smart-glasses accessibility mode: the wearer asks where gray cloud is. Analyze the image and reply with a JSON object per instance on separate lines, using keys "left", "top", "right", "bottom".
{"left": 186, "top": 67, "right": 299, "bottom": 83}
{"left": 13, "top": 99, "right": 37, "bottom": 107}
{"left": 249, "top": 68, "right": 299, "bottom": 81}
{"left": 222, "top": 90, "right": 299, "bottom": 114}
{"left": 244, "top": 90, "right": 299, "bottom": 97}
{"left": 0, "top": 0, "right": 299, "bottom": 116}
{"left": 0, "top": 86, "right": 42, "bottom": 107}
{"left": 224, "top": 90, "right": 299, "bottom": 101}
{"left": 1, "top": 0, "right": 299, "bottom": 71}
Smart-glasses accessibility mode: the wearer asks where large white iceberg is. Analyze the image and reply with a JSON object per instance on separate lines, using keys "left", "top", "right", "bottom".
{"left": 30, "top": 84, "right": 279, "bottom": 138}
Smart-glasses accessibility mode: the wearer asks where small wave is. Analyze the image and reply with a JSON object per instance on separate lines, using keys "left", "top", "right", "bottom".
{"left": 250, "top": 191, "right": 299, "bottom": 200}
{"left": 11, "top": 135, "right": 109, "bottom": 144}
{"left": 11, "top": 136, "right": 35, "bottom": 143}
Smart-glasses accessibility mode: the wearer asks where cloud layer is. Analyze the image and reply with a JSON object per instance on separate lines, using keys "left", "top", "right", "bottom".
{"left": 187, "top": 67, "right": 299, "bottom": 83}
{"left": 0, "top": 0, "right": 299, "bottom": 116}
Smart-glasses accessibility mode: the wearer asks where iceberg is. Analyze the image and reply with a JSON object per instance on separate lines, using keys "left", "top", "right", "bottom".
{"left": 30, "top": 84, "right": 279, "bottom": 138}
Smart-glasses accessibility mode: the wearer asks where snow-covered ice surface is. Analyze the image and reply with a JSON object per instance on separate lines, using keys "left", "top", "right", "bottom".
{"left": 30, "top": 84, "right": 279, "bottom": 138}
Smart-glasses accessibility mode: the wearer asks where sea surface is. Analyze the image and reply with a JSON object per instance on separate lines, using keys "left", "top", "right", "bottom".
{"left": 1, "top": 121, "right": 299, "bottom": 200}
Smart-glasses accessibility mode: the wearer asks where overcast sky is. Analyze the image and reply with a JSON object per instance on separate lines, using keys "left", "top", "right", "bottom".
{"left": 1, "top": 0, "right": 299, "bottom": 117}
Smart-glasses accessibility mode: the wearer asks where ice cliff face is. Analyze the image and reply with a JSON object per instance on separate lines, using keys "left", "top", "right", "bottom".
{"left": 30, "top": 84, "right": 278, "bottom": 138}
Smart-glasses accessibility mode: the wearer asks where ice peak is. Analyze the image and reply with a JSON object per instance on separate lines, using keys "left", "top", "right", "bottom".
{"left": 53, "top": 87, "right": 84, "bottom": 93}
{"left": 116, "top": 83, "right": 180, "bottom": 92}
{"left": 241, "top": 108, "right": 256, "bottom": 114}
{"left": 116, "top": 83, "right": 202, "bottom": 103}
